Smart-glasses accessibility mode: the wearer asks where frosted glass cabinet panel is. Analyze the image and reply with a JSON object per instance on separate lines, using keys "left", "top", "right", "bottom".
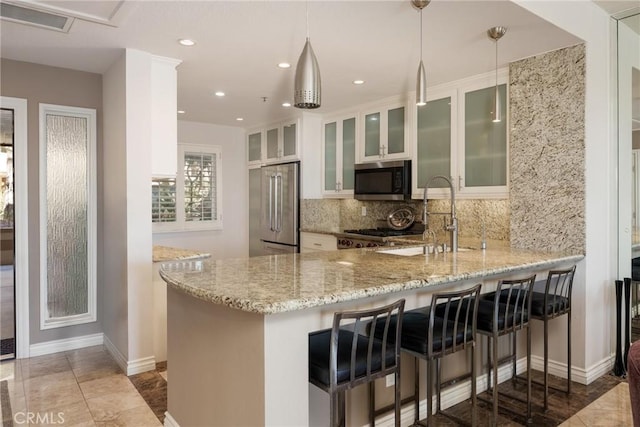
{"left": 266, "top": 128, "right": 279, "bottom": 160}
{"left": 364, "top": 113, "right": 380, "bottom": 158}
{"left": 324, "top": 122, "right": 337, "bottom": 192}
{"left": 342, "top": 118, "right": 356, "bottom": 190}
{"left": 387, "top": 107, "right": 405, "bottom": 155}
{"left": 417, "top": 97, "right": 452, "bottom": 189}
{"left": 283, "top": 122, "right": 296, "bottom": 157}
{"left": 360, "top": 103, "right": 408, "bottom": 162}
{"left": 39, "top": 104, "right": 96, "bottom": 329}
{"left": 248, "top": 132, "right": 262, "bottom": 164}
{"left": 464, "top": 84, "right": 507, "bottom": 187}
{"left": 322, "top": 114, "right": 357, "bottom": 197}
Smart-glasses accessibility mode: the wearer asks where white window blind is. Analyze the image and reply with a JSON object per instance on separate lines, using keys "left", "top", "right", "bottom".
{"left": 152, "top": 144, "right": 222, "bottom": 232}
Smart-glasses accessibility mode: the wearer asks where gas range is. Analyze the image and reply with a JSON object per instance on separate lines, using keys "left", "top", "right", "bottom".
{"left": 335, "top": 228, "right": 423, "bottom": 249}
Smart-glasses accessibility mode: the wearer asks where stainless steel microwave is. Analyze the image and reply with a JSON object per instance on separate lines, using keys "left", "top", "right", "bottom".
{"left": 354, "top": 160, "right": 411, "bottom": 201}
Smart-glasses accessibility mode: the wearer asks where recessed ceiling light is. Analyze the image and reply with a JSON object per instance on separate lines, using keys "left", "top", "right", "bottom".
{"left": 282, "top": 102, "right": 291, "bottom": 107}
{"left": 215, "top": 91, "right": 225, "bottom": 97}
{"left": 177, "top": 110, "right": 185, "bottom": 114}
{"left": 353, "top": 80, "right": 365, "bottom": 85}
{"left": 178, "top": 39, "right": 196, "bottom": 46}
{"left": 278, "top": 63, "right": 291, "bottom": 69}
{"left": 236, "top": 117, "right": 244, "bottom": 121}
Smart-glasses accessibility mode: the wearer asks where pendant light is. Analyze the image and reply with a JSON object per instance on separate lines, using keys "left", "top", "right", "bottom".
{"left": 412, "top": 0, "right": 430, "bottom": 106}
{"left": 294, "top": 1, "right": 321, "bottom": 109}
{"left": 487, "top": 26, "right": 506, "bottom": 123}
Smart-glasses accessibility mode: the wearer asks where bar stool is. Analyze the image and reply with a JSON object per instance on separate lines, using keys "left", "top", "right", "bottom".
{"left": 308, "top": 299, "right": 405, "bottom": 427}
{"left": 477, "top": 275, "right": 535, "bottom": 425}
{"left": 372, "top": 284, "right": 482, "bottom": 426}
{"left": 529, "top": 266, "right": 576, "bottom": 410}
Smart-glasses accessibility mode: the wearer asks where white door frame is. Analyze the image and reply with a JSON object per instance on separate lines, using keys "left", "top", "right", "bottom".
{"left": 1, "top": 96, "right": 29, "bottom": 359}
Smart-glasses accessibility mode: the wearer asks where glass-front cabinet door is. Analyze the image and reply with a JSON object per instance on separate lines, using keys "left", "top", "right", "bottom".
{"left": 360, "top": 102, "right": 408, "bottom": 162}
{"left": 323, "top": 114, "right": 357, "bottom": 197}
{"left": 247, "top": 131, "right": 262, "bottom": 166}
{"left": 265, "top": 127, "right": 279, "bottom": 161}
{"left": 415, "top": 94, "right": 453, "bottom": 195}
{"left": 460, "top": 82, "right": 508, "bottom": 196}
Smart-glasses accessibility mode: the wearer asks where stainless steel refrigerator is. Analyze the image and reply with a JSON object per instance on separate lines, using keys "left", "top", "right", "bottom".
{"left": 250, "top": 161, "right": 300, "bottom": 256}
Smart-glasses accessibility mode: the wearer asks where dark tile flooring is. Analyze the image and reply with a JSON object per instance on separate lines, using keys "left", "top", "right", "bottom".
{"left": 129, "top": 362, "right": 167, "bottom": 424}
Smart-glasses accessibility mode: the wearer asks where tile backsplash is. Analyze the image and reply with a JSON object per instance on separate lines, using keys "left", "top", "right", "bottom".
{"left": 301, "top": 198, "right": 509, "bottom": 241}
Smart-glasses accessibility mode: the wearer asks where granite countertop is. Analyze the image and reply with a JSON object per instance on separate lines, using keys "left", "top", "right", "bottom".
{"left": 153, "top": 245, "right": 211, "bottom": 263}
{"left": 160, "top": 245, "right": 583, "bottom": 315}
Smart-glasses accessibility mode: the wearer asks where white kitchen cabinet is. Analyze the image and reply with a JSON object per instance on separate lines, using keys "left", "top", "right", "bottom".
{"left": 247, "top": 119, "right": 300, "bottom": 165}
{"left": 322, "top": 114, "right": 357, "bottom": 197}
{"left": 151, "top": 55, "right": 182, "bottom": 177}
{"left": 300, "top": 232, "right": 337, "bottom": 252}
{"left": 359, "top": 101, "right": 409, "bottom": 163}
{"left": 412, "top": 70, "right": 508, "bottom": 199}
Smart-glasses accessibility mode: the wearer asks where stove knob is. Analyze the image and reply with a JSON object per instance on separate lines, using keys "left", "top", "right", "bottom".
{"left": 346, "top": 241, "right": 352, "bottom": 246}
{"left": 355, "top": 243, "right": 363, "bottom": 248}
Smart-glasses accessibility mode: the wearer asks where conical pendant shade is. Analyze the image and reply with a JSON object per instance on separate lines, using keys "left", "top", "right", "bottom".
{"left": 294, "top": 38, "right": 321, "bottom": 109}
{"left": 416, "top": 60, "right": 427, "bottom": 106}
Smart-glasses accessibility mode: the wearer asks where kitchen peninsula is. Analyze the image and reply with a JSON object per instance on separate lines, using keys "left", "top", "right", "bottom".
{"left": 160, "top": 244, "right": 582, "bottom": 426}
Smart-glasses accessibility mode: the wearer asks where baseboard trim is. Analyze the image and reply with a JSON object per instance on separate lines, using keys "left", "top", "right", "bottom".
{"left": 164, "top": 411, "right": 180, "bottom": 427}
{"left": 127, "top": 356, "right": 156, "bottom": 376}
{"left": 370, "top": 354, "right": 615, "bottom": 427}
{"left": 29, "top": 333, "right": 103, "bottom": 357}
{"left": 103, "top": 334, "right": 156, "bottom": 376}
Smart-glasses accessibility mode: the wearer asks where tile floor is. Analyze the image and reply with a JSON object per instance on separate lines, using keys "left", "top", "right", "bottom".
{"left": 0, "top": 345, "right": 635, "bottom": 426}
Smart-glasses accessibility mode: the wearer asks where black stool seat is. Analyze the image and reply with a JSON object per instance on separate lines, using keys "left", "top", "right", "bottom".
{"left": 529, "top": 291, "right": 569, "bottom": 317}
{"left": 372, "top": 308, "right": 473, "bottom": 356}
{"left": 477, "top": 295, "right": 529, "bottom": 331}
{"left": 309, "top": 329, "right": 397, "bottom": 387}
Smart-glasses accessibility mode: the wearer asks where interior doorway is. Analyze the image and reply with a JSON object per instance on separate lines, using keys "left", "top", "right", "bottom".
{"left": 0, "top": 108, "right": 15, "bottom": 360}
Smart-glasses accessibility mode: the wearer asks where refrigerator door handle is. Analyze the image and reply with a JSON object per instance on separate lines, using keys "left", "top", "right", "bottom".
{"left": 276, "top": 174, "right": 283, "bottom": 232}
{"left": 274, "top": 173, "right": 281, "bottom": 232}
{"left": 268, "top": 174, "right": 274, "bottom": 231}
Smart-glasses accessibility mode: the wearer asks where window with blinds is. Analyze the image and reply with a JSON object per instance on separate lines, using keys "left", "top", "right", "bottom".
{"left": 152, "top": 144, "right": 222, "bottom": 231}
{"left": 151, "top": 178, "right": 176, "bottom": 223}
{"left": 184, "top": 152, "right": 216, "bottom": 222}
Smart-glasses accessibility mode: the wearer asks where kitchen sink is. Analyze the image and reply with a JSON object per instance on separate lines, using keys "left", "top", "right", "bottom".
{"left": 378, "top": 246, "right": 473, "bottom": 256}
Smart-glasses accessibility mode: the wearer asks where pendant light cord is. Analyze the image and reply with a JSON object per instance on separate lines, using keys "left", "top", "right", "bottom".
{"left": 420, "top": 9, "right": 423, "bottom": 62}
{"left": 306, "top": 0, "right": 309, "bottom": 39}
{"left": 496, "top": 37, "right": 501, "bottom": 93}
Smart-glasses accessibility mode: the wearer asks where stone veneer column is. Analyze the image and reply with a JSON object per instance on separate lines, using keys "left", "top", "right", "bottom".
{"left": 509, "top": 44, "right": 586, "bottom": 253}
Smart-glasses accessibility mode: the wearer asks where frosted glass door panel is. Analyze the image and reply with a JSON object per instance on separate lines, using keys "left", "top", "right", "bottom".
{"left": 417, "top": 97, "right": 451, "bottom": 189}
{"left": 364, "top": 113, "right": 380, "bottom": 157}
{"left": 342, "top": 118, "right": 356, "bottom": 190}
{"left": 248, "top": 132, "right": 262, "bottom": 162}
{"left": 40, "top": 105, "right": 96, "bottom": 329}
{"left": 266, "top": 128, "right": 278, "bottom": 159}
{"left": 283, "top": 123, "right": 296, "bottom": 157}
{"left": 324, "top": 122, "right": 337, "bottom": 191}
{"left": 465, "top": 84, "right": 507, "bottom": 187}
{"left": 387, "top": 107, "right": 405, "bottom": 155}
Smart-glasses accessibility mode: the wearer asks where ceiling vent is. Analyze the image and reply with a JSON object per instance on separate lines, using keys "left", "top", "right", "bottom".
{"left": 0, "top": 2, "right": 74, "bottom": 33}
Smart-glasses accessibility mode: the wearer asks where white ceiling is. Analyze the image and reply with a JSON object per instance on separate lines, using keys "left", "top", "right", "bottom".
{"left": 0, "top": 0, "right": 630, "bottom": 129}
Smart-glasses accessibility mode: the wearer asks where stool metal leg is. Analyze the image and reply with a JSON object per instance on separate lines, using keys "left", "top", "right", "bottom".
{"left": 436, "top": 358, "right": 442, "bottom": 412}
{"left": 471, "top": 343, "right": 477, "bottom": 427}
{"left": 394, "top": 367, "right": 401, "bottom": 427}
{"left": 414, "top": 357, "right": 420, "bottom": 424}
{"left": 369, "top": 382, "right": 375, "bottom": 426}
{"left": 527, "top": 326, "right": 532, "bottom": 422}
{"left": 544, "top": 314, "right": 549, "bottom": 410}
{"left": 426, "top": 359, "right": 433, "bottom": 426}
{"left": 330, "top": 390, "right": 346, "bottom": 427}
{"left": 492, "top": 332, "right": 499, "bottom": 426}
{"left": 568, "top": 310, "right": 572, "bottom": 395}
{"left": 512, "top": 330, "right": 517, "bottom": 386}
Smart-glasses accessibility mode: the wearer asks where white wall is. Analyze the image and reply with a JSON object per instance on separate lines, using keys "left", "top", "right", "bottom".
{"left": 513, "top": 1, "right": 615, "bottom": 378}
{"left": 153, "top": 121, "right": 248, "bottom": 260}
{"left": 102, "top": 52, "right": 129, "bottom": 358}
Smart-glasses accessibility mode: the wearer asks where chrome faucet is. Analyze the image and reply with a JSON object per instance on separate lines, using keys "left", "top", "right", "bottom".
{"left": 422, "top": 175, "right": 458, "bottom": 252}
